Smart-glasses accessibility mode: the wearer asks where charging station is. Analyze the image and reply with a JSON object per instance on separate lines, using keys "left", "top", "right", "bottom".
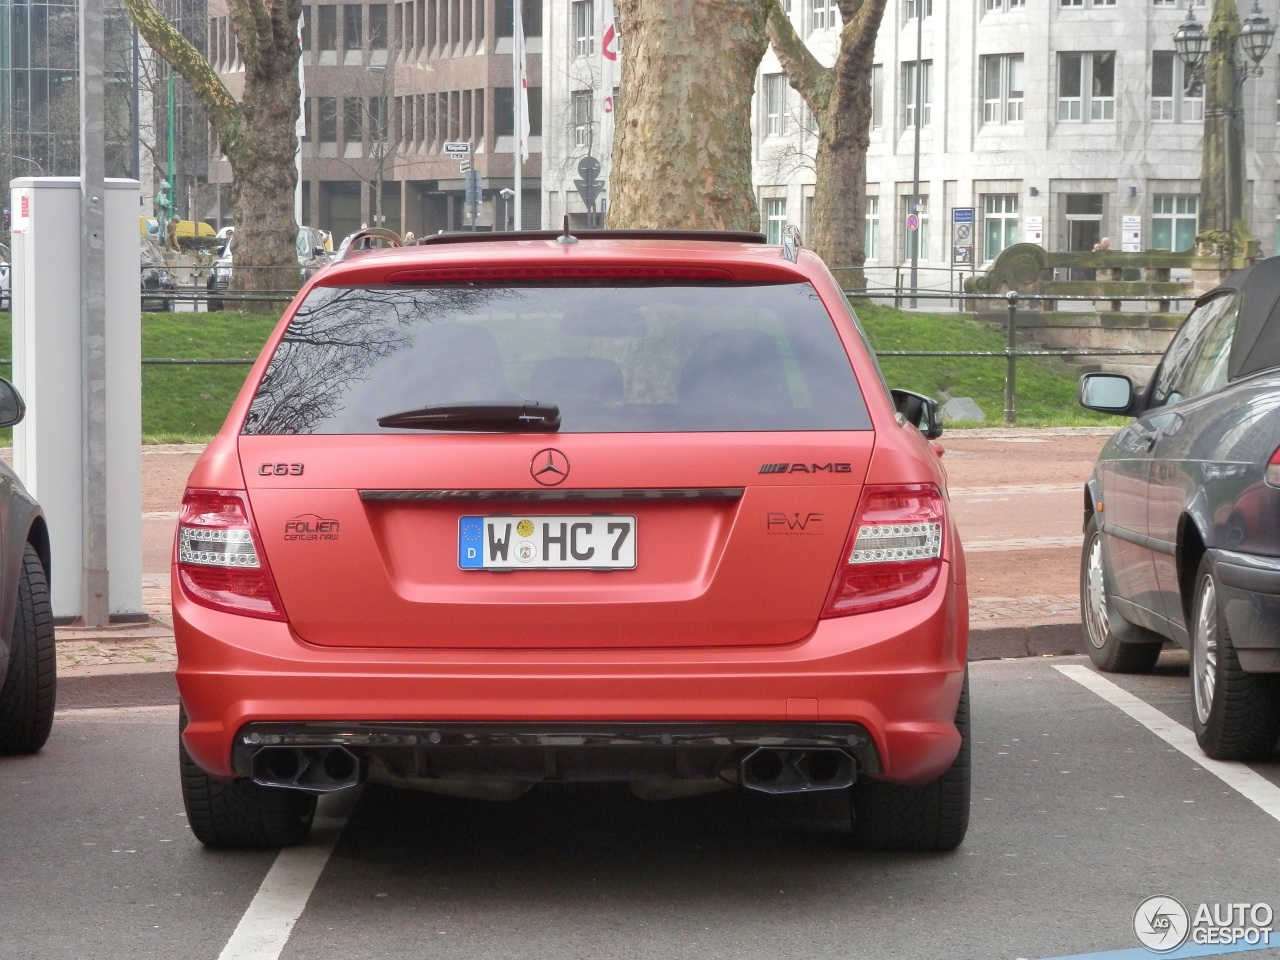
{"left": 9, "top": 177, "right": 143, "bottom": 621}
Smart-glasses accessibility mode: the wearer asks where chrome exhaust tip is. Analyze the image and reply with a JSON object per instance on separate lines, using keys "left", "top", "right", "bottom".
{"left": 251, "top": 746, "right": 363, "bottom": 793}
{"left": 738, "top": 747, "right": 855, "bottom": 794}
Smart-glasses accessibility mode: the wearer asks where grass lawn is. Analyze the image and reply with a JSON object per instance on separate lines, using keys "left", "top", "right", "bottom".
{"left": 854, "top": 301, "right": 1129, "bottom": 429}
{"left": 0, "top": 302, "right": 1128, "bottom": 443}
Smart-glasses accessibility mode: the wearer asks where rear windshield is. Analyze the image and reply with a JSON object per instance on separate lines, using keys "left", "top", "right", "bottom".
{"left": 242, "top": 282, "right": 870, "bottom": 435}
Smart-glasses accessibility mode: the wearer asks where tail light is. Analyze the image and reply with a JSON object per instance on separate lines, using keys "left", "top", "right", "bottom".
{"left": 821, "top": 483, "right": 946, "bottom": 618}
{"left": 176, "top": 489, "right": 286, "bottom": 621}
{"left": 1267, "top": 447, "right": 1280, "bottom": 486}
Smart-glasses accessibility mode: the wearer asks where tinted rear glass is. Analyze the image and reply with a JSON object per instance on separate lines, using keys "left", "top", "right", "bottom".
{"left": 243, "top": 282, "right": 870, "bottom": 434}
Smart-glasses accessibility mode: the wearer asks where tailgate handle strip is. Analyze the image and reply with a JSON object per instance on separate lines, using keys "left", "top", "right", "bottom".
{"left": 359, "top": 487, "right": 745, "bottom": 502}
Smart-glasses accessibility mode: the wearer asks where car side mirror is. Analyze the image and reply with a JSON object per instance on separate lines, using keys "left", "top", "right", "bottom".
{"left": 0, "top": 378, "right": 27, "bottom": 428}
{"left": 1078, "top": 372, "right": 1136, "bottom": 415}
{"left": 891, "top": 389, "right": 943, "bottom": 440}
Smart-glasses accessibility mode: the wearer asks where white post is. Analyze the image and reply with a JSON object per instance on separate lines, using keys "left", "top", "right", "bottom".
{"left": 11, "top": 178, "right": 143, "bottom": 622}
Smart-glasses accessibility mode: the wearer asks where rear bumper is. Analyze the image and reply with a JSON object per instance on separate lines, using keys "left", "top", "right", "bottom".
{"left": 175, "top": 567, "right": 967, "bottom": 786}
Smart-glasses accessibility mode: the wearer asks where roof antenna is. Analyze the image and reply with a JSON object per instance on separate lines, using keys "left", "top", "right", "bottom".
{"left": 557, "top": 214, "right": 578, "bottom": 246}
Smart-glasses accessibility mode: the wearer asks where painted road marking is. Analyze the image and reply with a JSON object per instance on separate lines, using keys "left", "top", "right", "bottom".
{"left": 218, "top": 799, "right": 357, "bottom": 960}
{"left": 1055, "top": 664, "right": 1280, "bottom": 825}
{"left": 1030, "top": 937, "right": 1280, "bottom": 959}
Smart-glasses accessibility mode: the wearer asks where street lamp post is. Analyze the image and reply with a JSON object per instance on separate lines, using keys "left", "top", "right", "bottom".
{"left": 1174, "top": 0, "right": 1275, "bottom": 251}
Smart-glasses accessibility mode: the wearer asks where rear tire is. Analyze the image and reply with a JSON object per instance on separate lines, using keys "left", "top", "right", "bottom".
{"left": 1081, "top": 514, "right": 1162, "bottom": 673}
{"left": 1190, "top": 556, "right": 1280, "bottom": 761}
{"left": 850, "top": 671, "right": 971, "bottom": 852}
{"left": 0, "top": 544, "right": 56, "bottom": 755}
{"left": 179, "top": 706, "right": 316, "bottom": 848}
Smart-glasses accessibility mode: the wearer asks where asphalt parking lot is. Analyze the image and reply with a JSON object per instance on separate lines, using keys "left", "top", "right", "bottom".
{"left": 4, "top": 655, "right": 1279, "bottom": 960}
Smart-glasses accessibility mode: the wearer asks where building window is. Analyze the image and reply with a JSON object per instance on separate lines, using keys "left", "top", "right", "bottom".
{"left": 903, "top": 61, "right": 933, "bottom": 129}
{"left": 865, "top": 196, "right": 880, "bottom": 259}
{"left": 763, "top": 73, "right": 788, "bottom": 136}
{"left": 1152, "top": 195, "right": 1198, "bottom": 251}
{"left": 983, "top": 194, "right": 1019, "bottom": 260}
{"left": 905, "top": 0, "right": 932, "bottom": 19}
{"left": 764, "top": 197, "right": 788, "bottom": 245}
{"left": 1152, "top": 52, "right": 1204, "bottom": 122}
{"left": 902, "top": 195, "right": 929, "bottom": 260}
{"left": 984, "top": 0, "right": 1026, "bottom": 11}
{"left": 870, "top": 65, "right": 883, "bottom": 129}
{"left": 981, "top": 54, "right": 1024, "bottom": 124}
{"left": 319, "top": 6, "right": 338, "bottom": 50}
{"left": 1059, "top": 52, "right": 1115, "bottom": 121}
{"left": 493, "top": 86, "right": 543, "bottom": 137}
{"left": 344, "top": 97, "right": 363, "bottom": 144}
{"left": 812, "top": 0, "right": 832, "bottom": 30}
{"left": 571, "top": 89, "right": 592, "bottom": 147}
{"left": 369, "top": 4, "right": 388, "bottom": 48}
{"left": 319, "top": 97, "right": 338, "bottom": 142}
{"left": 571, "top": 1, "right": 593, "bottom": 58}
{"left": 343, "top": 4, "right": 362, "bottom": 50}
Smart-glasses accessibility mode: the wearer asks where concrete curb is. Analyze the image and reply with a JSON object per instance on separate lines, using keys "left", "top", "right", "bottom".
{"left": 968, "top": 621, "right": 1087, "bottom": 661}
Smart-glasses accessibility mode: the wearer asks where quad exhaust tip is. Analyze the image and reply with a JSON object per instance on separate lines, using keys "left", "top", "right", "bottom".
{"left": 251, "top": 746, "right": 363, "bottom": 793}
{"left": 738, "top": 747, "right": 855, "bottom": 794}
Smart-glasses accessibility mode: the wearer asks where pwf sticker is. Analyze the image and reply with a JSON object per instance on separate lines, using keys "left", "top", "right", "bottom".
{"left": 284, "top": 515, "right": 341, "bottom": 542}
{"left": 1133, "top": 896, "right": 1273, "bottom": 953}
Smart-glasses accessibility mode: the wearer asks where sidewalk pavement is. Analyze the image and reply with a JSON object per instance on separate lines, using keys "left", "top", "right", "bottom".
{"left": 54, "top": 577, "right": 1087, "bottom": 679}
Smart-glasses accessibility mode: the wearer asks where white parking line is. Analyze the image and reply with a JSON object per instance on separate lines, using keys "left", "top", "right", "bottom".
{"left": 218, "top": 811, "right": 353, "bottom": 960}
{"left": 1055, "top": 664, "right": 1280, "bottom": 825}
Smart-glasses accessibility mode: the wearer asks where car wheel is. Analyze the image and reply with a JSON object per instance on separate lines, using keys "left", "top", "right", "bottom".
{"left": 0, "top": 544, "right": 56, "bottom": 755}
{"left": 1080, "top": 514, "right": 1163, "bottom": 673}
{"left": 849, "top": 671, "right": 970, "bottom": 852}
{"left": 179, "top": 706, "right": 316, "bottom": 848}
{"left": 1190, "top": 555, "right": 1280, "bottom": 761}
{"left": 206, "top": 298, "right": 223, "bottom": 312}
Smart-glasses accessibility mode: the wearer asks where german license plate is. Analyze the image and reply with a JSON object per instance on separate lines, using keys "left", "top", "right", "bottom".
{"left": 458, "top": 515, "right": 637, "bottom": 570}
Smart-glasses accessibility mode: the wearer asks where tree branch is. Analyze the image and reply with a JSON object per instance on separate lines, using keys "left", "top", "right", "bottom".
{"left": 765, "top": 0, "right": 833, "bottom": 115}
{"left": 122, "top": 0, "right": 242, "bottom": 151}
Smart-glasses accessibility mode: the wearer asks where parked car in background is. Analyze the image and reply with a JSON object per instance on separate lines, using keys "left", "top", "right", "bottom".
{"left": 0, "top": 242, "right": 11, "bottom": 311}
{"left": 0, "top": 378, "right": 56, "bottom": 755}
{"left": 1079, "top": 256, "right": 1280, "bottom": 761}
{"left": 172, "top": 226, "right": 970, "bottom": 851}
{"left": 205, "top": 226, "right": 330, "bottom": 311}
{"left": 140, "top": 236, "right": 177, "bottom": 312}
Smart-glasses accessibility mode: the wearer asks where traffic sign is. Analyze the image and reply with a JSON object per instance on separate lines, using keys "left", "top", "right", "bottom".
{"left": 577, "top": 156, "right": 601, "bottom": 181}
{"left": 906, "top": 213, "right": 920, "bottom": 232}
{"left": 574, "top": 178, "right": 604, "bottom": 205}
{"left": 444, "top": 141, "right": 471, "bottom": 156}
{"left": 464, "top": 168, "right": 482, "bottom": 207}
{"left": 459, "top": 158, "right": 473, "bottom": 173}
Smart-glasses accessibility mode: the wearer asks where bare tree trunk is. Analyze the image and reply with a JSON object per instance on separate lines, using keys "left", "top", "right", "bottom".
{"left": 609, "top": 0, "right": 770, "bottom": 231}
{"left": 123, "top": 0, "right": 302, "bottom": 302}
{"left": 767, "top": 0, "right": 889, "bottom": 286}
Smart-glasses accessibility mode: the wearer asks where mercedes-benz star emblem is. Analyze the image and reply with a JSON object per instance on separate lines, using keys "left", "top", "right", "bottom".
{"left": 530, "top": 448, "right": 570, "bottom": 486}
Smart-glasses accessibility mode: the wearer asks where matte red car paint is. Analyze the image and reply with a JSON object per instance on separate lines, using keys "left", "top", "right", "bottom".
{"left": 173, "top": 236, "right": 969, "bottom": 791}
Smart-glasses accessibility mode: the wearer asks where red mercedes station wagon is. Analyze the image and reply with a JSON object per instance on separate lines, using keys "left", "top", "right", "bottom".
{"left": 173, "top": 227, "right": 970, "bottom": 851}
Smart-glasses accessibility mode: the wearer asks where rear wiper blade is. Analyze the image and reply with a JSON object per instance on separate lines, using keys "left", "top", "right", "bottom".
{"left": 377, "top": 402, "right": 561, "bottom": 432}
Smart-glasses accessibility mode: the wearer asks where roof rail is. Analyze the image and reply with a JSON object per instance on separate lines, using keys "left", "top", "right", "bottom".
{"left": 415, "top": 228, "right": 769, "bottom": 247}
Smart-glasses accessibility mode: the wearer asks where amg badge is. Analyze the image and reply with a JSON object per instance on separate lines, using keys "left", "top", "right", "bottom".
{"left": 759, "top": 462, "right": 852, "bottom": 474}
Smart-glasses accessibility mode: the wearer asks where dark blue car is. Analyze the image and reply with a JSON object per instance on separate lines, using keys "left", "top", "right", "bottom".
{"left": 1079, "top": 257, "right": 1280, "bottom": 761}
{"left": 0, "top": 378, "right": 55, "bottom": 754}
